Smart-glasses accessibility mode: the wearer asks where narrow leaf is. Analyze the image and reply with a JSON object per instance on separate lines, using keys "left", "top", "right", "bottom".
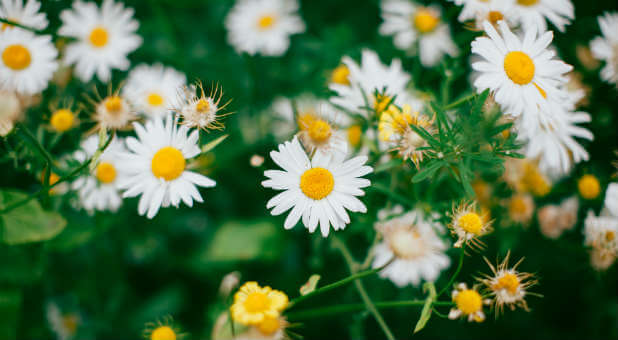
{"left": 414, "top": 282, "right": 437, "bottom": 333}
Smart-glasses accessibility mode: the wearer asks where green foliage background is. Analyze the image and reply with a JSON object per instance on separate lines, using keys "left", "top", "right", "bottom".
{"left": 1, "top": 0, "right": 617, "bottom": 339}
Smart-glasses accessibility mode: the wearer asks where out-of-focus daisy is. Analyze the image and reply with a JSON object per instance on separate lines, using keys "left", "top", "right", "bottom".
{"left": 471, "top": 21, "right": 572, "bottom": 118}
{"left": 262, "top": 136, "right": 372, "bottom": 237}
{"left": 49, "top": 107, "right": 78, "bottom": 133}
{"left": 123, "top": 63, "right": 186, "bottom": 119}
{"left": 0, "top": 0, "right": 47, "bottom": 30}
{"left": 503, "top": 158, "right": 551, "bottom": 196}
{"left": 507, "top": 193, "right": 534, "bottom": 225}
{"left": 512, "top": 0, "right": 573, "bottom": 33}
{"left": 590, "top": 12, "right": 618, "bottom": 86}
{"left": 479, "top": 252, "right": 537, "bottom": 314}
{"left": 379, "top": 1, "right": 458, "bottom": 67}
{"left": 117, "top": 115, "right": 216, "bottom": 219}
{"left": 584, "top": 211, "right": 618, "bottom": 257}
{"left": 225, "top": 0, "right": 305, "bottom": 56}
{"left": 0, "top": 90, "right": 21, "bottom": 136}
{"left": 59, "top": 0, "right": 142, "bottom": 82}
{"left": 0, "top": 28, "right": 57, "bottom": 94}
{"left": 329, "top": 49, "right": 422, "bottom": 117}
{"left": 174, "top": 82, "right": 230, "bottom": 131}
{"left": 92, "top": 93, "right": 135, "bottom": 130}
{"left": 448, "top": 0, "right": 516, "bottom": 29}
{"left": 72, "top": 135, "right": 125, "bottom": 213}
{"left": 448, "top": 283, "right": 490, "bottom": 322}
{"left": 578, "top": 174, "right": 601, "bottom": 200}
{"left": 605, "top": 183, "right": 618, "bottom": 217}
{"left": 537, "top": 196, "right": 578, "bottom": 239}
{"left": 449, "top": 201, "right": 493, "bottom": 249}
{"left": 589, "top": 246, "right": 616, "bottom": 271}
{"left": 46, "top": 302, "right": 80, "bottom": 340}
{"left": 235, "top": 316, "right": 289, "bottom": 340}
{"left": 231, "top": 281, "right": 288, "bottom": 326}
{"left": 372, "top": 207, "right": 450, "bottom": 287}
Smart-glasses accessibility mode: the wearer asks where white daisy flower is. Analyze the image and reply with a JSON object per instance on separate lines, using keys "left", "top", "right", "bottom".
{"left": 372, "top": 208, "right": 450, "bottom": 287}
{"left": 122, "top": 63, "right": 186, "bottom": 119}
{"left": 471, "top": 21, "right": 572, "bottom": 118}
{"left": 117, "top": 115, "right": 216, "bottom": 219}
{"left": 379, "top": 1, "right": 458, "bottom": 67}
{"left": 329, "top": 49, "right": 422, "bottom": 117}
{"left": 512, "top": 0, "right": 574, "bottom": 33}
{"left": 59, "top": 0, "right": 142, "bottom": 82}
{"left": 262, "top": 136, "right": 372, "bottom": 237}
{"left": 225, "top": 0, "right": 305, "bottom": 56}
{"left": 584, "top": 211, "right": 618, "bottom": 257}
{"left": 0, "top": 0, "right": 47, "bottom": 30}
{"left": 94, "top": 94, "right": 136, "bottom": 130}
{"left": 72, "top": 134, "right": 126, "bottom": 213}
{"left": 590, "top": 12, "right": 618, "bottom": 86}
{"left": 448, "top": 0, "right": 515, "bottom": 27}
{"left": 0, "top": 28, "right": 57, "bottom": 94}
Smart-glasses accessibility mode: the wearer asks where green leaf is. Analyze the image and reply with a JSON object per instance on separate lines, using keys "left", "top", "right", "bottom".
{"left": 201, "top": 134, "right": 229, "bottom": 153}
{"left": 412, "top": 160, "right": 445, "bottom": 183}
{"left": 0, "top": 190, "right": 67, "bottom": 245}
{"left": 299, "top": 274, "right": 321, "bottom": 296}
{"left": 414, "top": 282, "right": 436, "bottom": 334}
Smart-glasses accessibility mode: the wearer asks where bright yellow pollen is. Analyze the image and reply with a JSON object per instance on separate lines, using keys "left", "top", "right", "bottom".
{"left": 578, "top": 174, "right": 600, "bottom": 199}
{"left": 244, "top": 292, "right": 270, "bottom": 313}
{"left": 347, "top": 125, "right": 362, "bottom": 147}
{"left": 458, "top": 212, "right": 483, "bottom": 235}
{"left": 257, "top": 316, "right": 280, "bottom": 335}
{"left": 493, "top": 273, "right": 520, "bottom": 294}
{"left": 96, "top": 162, "right": 116, "bottom": 184}
{"left": 300, "top": 167, "right": 335, "bottom": 200}
{"left": 151, "top": 146, "right": 186, "bottom": 181}
{"left": 488, "top": 11, "right": 504, "bottom": 24}
{"left": 307, "top": 119, "right": 332, "bottom": 143}
{"left": 504, "top": 51, "right": 535, "bottom": 85}
{"left": 147, "top": 93, "right": 164, "bottom": 106}
{"left": 454, "top": 289, "right": 483, "bottom": 315}
{"left": 517, "top": 0, "right": 539, "bottom": 6}
{"left": 89, "top": 27, "right": 109, "bottom": 48}
{"left": 196, "top": 98, "right": 210, "bottom": 113}
{"left": 2, "top": 44, "right": 31, "bottom": 70}
{"left": 413, "top": 9, "right": 440, "bottom": 33}
{"left": 104, "top": 96, "right": 123, "bottom": 113}
{"left": 150, "top": 326, "right": 176, "bottom": 340}
{"left": 331, "top": 65, "right": 351, "bottom": 85}
{"left": 533, "top": 83, "right": 547, "bottom": 98}
{"left": 50, "top": 109, "right": 75, "bottom": 132}
{"left": 297, "top": 112, "right": 317, "bottom": 131}
{"left": 374, "top": 94, "right": 392, "bottom": 114}
{"left": 257, "top": 15, "right": 276, "bottom": 30}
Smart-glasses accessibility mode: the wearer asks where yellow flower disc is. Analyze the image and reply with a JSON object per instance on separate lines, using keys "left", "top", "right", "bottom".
{"left": 300, "top": 167, "right": 335, "bottom": 200}
{"left": 50, "top": 109, "right": 75, "bottom": 132}
{"left": 454, "top": 289, "right": 482, "bottom": 315}
{"left": 458, "top": 212, "right": 483, "bottom": 234}
{"left": 2, "top": 44, "right": 31, "bottom": 70}
{"left": 150, "top": 326, "right": 176, "bottom": 340}
{"left": 503, "top": 51, "right": 535, "bottom": 85}
{"left": 89, "top": 27, "right": 109, "bottom": 48}
{"left": 96, "top": 162, "right": 117, "bottom": 184}
{"left": 413, "top": 9, "right": 440, "bottom": 33}
{"left": 151, "top": 146, "right": 186, "bottom": 181}
{"left": 578, "top": 174, "right": 600, "bottom": 199}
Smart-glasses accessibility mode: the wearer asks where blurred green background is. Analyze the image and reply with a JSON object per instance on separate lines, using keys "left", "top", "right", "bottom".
{"left": 1, "top": 0, "right": 617, "bottom": 339}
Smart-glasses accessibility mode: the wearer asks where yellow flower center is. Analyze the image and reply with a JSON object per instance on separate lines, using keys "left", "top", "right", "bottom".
{"left": 257, "top": 316, "right": 280, "bottom": 336}
{"left": 307, "top": 119, "right": 332, "bottom": 143}
{"left": 151, "top": 146, "right": 186, "bottom": 181}
{"left": 2, "top": 44, "right": 31, "bottom": 70}
{"left": 257, "top": 15, "right": 276, "bottom": 30}
{"left": 150, "top": 326, "right": 176, "bottom": 340}
{"left": 458, "top": 212, "right": 483, "bottom": 234}
{"left": 389, "top": 229, "right": 426, "bottom": 259}
{"left": 196, "top": 98, "right": 210, "bottom": 113}
{"left": 517, "top": 0, "right": 538, "bottom": 6}
{"left": 492, "top": 273, "right": 520, "bottom": 294}
{"left": 297, "top": 112, "right": 317, "bottom": 131}
{"left": 300, "top": 167, "right": 335, "bottom": 200}
{"left": 104, "top": 96, "right": 123, "bottom": 113}
{"left": 504, "top": 51, "right": 535, "bottom": 85}
{"left": 413, "top": 9, "right": 440, "bottom": 33}
{"left": 147, "top": 93, "right": 164, "bottom": 107}
{"left": 50, "top": 109, "right": 75, "bottom": 132}
{"left": 331, "top": 64, "right": 351, "bottom": 85}
{"left": 347, "top": 125, "right": 362, "bottom": 147}
{"left": 374, "top": 94, "right": 392, "bottom": 114}
{"left": 488, "top": 11, "right": 504, "bottom": 24}
{"left": 454, "top": 289, "right": 483, "bottom": 315}
{"left": 606, "top": 231, "right": 615, "bottom": 242}
{"left": 96, "top": 162, "right": 117, "bottom": 184}
{"left": 244, "top": 292, "right": 270, "bottom": 313}
{"left": 509, "top": 196, "right": 527, "bottom": 215}
{"left": 89, "top": 27, "right": 109, "bottom": 48}
{"left": 578, "top": 174, "right": 600, "bottom": 199}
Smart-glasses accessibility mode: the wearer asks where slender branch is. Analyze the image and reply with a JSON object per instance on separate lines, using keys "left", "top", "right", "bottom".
{"left": 443, "top": 93, "right": 476, "bottom": 111}
{"left": 437, "top": 243, "right": 466, "bottom": 298}
{"left": 286, "top": 300, "right": 453, "bottom": 320}
{"left": 18, "top": 124, "right": 55, "bottom": 167}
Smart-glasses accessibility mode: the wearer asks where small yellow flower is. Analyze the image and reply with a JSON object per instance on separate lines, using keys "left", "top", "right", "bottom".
{"left": 331, "top": 64, "right": 350, "bottom": 85}
{"left": 449, "top": 202, "right": 493, "bottom": 250}
{"left": 578, "top": 174, "right": 601, "bottom": 200}
{"left": 50, "top": 108, "right": 76, "bottom": 132}
{"left": 142, "top": 316, "right": 183, "bottom": 340}
{"left": 448, "top": 283, "right": 490, "bottom": 322}
{"left": 231, "top": 281, "right": 288, "bottom": 326}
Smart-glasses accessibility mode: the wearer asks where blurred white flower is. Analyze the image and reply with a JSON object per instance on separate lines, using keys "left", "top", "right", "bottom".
{"left": 512, "top": 0, "right": 574, "bottom": 33}
{"left": 590, "top": 12, "right": 618, "bottom": 86}
{"left": 0, "top": 0, "right": 47, "bottom": 30}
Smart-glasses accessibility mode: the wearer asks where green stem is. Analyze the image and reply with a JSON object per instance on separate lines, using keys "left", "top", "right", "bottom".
{"left": 18, "top": 124, "right": 55, "bottom": 167}
{"left": 443, "top": 93, "right": 476, "bottom": 111}
{"left": 0, "top": 17, "right": 70, "bottom": 39}
{"left": 332, "top": 236, "right": 396, "bottom": 340}
{"left": 437, "top": 243, "right": 466, "bottom": 298}
{"left": 286, "top": 300, "right": 453, "bottom": 320}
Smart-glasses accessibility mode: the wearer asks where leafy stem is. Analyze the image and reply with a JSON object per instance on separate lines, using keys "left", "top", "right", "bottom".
{"left": 437, "top": 243, "right": 466, "bottom": 298}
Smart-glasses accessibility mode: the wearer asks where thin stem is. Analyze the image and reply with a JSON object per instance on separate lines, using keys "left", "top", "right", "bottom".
{"left": 0, "top": 17, "right": 70, "bottom": 39}
{"left": 286, "top": 300, "right": 453, "bottom": 320}
{"left": 437, "top": 243, "right": 466, "bottom": 298}
{"left": 443, "top": 93, "right": 476, "bottom": 111}
{"left": 18, "top": 124, "right": 55, "bottom": 167}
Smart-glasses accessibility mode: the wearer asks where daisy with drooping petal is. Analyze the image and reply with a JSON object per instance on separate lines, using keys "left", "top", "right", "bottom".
{"left": 379, "top": 0, "right": 458, "bottom": 67}
{"left": 329, "top": 49, "right": 422, "bottom": 117}
{"left": 0, "top": 28, "right": 57, "bottom": 94}
{"left": 262, "top": 136, "right": 372, "bottom": 237}
{"left": 372, "top": 207, "right": 450, "bottom": 287}
{"left": 117, "top": 115, "right": 216, "bottom": 219}
{"left": 479, "top": 252, "right": 537, "bottom": 314}
{"left": 231, "top": 281, "right": 288, "bottom": 326}
{"left": 449, "top": 201, "right": 493, "bottom": 249}
{"left": 590, "top": 12, "right": 618, "bottom": 86}
{"left": 471, "top": 21, "right": 572, "bottom": 118}
{"left": 72, "top": 135, "right": 125, "bottom": 213}
{"left": 448, "top": 283, "right": 491, "bottom": 322}
{"left": 0, "top": 0, "right": 47, "bottom": 30}
{"left": 174, "top": 82, "right": 230, "bottom": 131}
{"left": 225, "top": 0, "right": 305, "bottom": 56}
{"left": 59, "top": 0, "right": 142, "bottom": 82}
{"left": 123, "top": 63, "right": 186, "bottom": 119}
{"left": 512, "top": 0, "right": 573, "bottom": 33}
